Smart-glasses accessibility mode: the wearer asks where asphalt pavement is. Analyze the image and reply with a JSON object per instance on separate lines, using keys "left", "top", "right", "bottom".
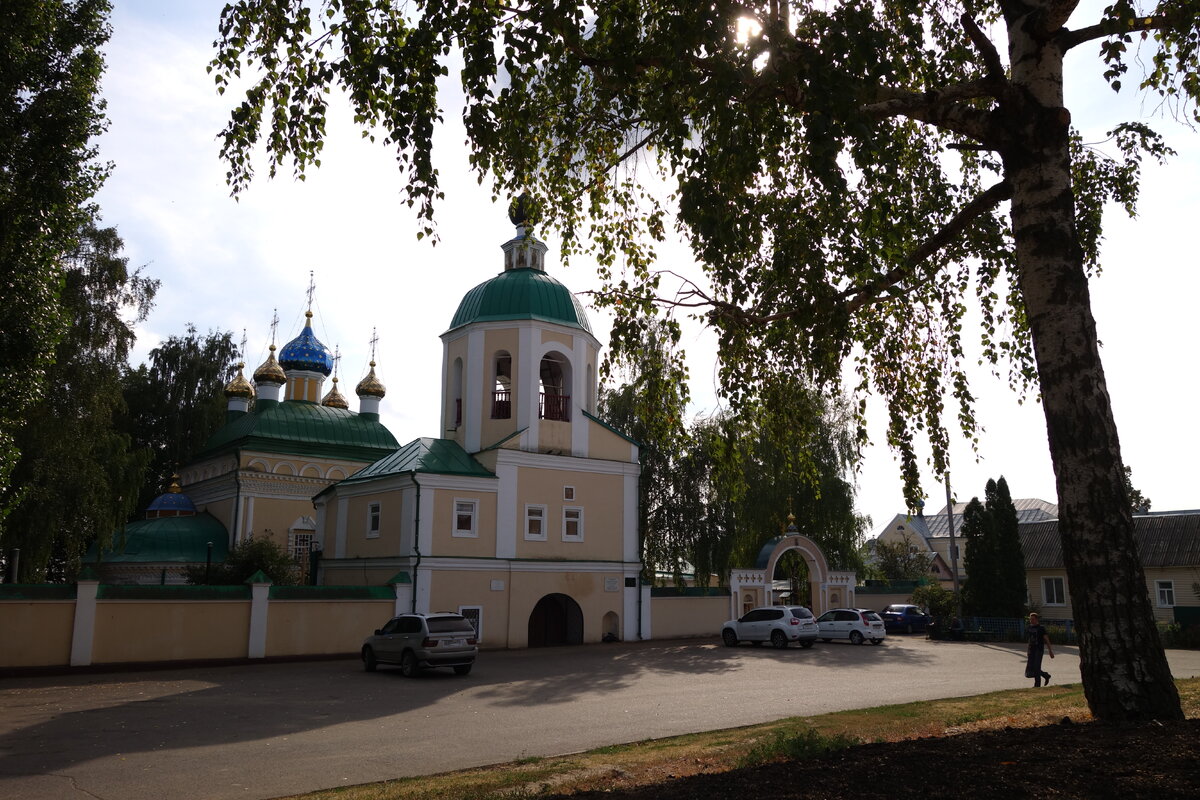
{"left": 3, "top": 636, "right": 1199, "bottom": 800}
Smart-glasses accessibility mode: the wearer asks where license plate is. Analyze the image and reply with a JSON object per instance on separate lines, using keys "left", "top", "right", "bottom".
{"left": 444, "top": 638, "right": 464, "bottom": 647}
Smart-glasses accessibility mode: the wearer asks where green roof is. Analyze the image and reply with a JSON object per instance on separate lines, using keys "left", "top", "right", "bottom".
{"left": 326, "top": 437, "right": 495, "bottom": 493}
{"left": 89, "top": 512, "right": 229, "bottom": 564}
{"left": 197, "top": 399, "right": 399, "bottom": 462}
{"left": 447, "top": 268, "right": 592, "bottom": 333}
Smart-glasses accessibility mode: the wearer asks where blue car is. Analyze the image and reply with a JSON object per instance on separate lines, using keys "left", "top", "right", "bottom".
{"left": 880, "top": 604, "right": 931, "bottom": 634}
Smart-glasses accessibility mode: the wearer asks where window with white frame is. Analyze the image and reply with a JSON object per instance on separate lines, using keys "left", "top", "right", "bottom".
{"left": 562, "top": 506, "right": 584, "bottom": 541}
{"left": 1042, "top": 576, "right": 1066, "bottom": 606}
{"left": 459, "top": 606, "right": 482, "bottom": 640}
{"left": 366, "top": 502, "right": 381, "bottom": 538}
{"left": 1157, "top": 580, "right": 1175, "bottom": 607}
{"left": 563, "top": 486, "right": 575, "bottom": 501}
{"left": 524, "top": 504, "right": 547, "bottom": 540}
{"left": 453, "top": 499, "right": 478, "bottom": 538}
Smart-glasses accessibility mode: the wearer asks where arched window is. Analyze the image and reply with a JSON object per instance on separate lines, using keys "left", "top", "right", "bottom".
{"left": 538, "top": 351, "right": 571, "bottom": 421}
{"left": 452, "top": 357, "right": 464, "bottom": 427}
{"left": 491, "top": 351, "right": 512, "bottom": 419}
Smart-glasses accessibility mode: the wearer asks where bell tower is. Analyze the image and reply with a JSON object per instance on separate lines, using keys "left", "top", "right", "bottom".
{"left": 440, "top": 202, "right": 601, "bottom": 455}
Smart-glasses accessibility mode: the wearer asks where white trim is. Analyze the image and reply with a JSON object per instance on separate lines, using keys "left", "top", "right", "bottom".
{"left": 623, "top": 471, "right": 639, "bottom": 562}
{"left": 524, "top": 504, "right": 547, "bottom": 540}
{"left": 334, "top": 496, "right": 349, "bottom": 558}
{"left": 491, "top": 447, "right": 640, "bottom": 474}
{"left": 70, "top": 580, "right": 99, "bottom": 666}
{"left": 458, "top": 605, "right": 483, "bottom": 641}
{"left": 415, "top": 556, "right": 639, "bottom": 573}
{"left": 562, "top": 506, "right": 584, "bottom": 542}
{"left": 465, "top": 328, "right": 485, "bottom": 452}
{"left": 496, "top": 461, "right": 518, "bottom": 558}
{"left": 453, "top": 498, "right": 479, "bottom": 538}
{"left": 563, "top": 485, "right": 575, "bottom": 501}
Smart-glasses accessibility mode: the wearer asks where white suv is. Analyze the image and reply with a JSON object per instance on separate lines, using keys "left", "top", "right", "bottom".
{"left": 722, "top": 605, "right": 819, "bottom": 649}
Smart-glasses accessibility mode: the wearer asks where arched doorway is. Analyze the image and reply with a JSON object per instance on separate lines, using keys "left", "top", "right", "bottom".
{"left": 528, "top": 593, "right": 584, "bottom": 647}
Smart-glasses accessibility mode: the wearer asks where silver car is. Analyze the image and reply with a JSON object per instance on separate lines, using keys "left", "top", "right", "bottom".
{"left": 816, "top": 608, "right": 887, "bottom": 645}
{"left": 362, "top": 612, "right": 478, "bottom": 676}
{"left": 722, "top": 605, "right": 819, "bottom": 649}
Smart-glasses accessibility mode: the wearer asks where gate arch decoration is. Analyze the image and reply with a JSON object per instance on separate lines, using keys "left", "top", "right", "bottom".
{"left": 728, "top": 521, "right": 857, "bottom": 619}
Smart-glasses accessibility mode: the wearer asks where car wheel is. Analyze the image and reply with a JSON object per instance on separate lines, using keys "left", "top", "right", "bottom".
{"left": 453, "top": 664, "right": 472, "bottom": 676}
{"left": 722, "top": 629, "right": 739, "bottom": 647}
{"left": 871, "top": 638, "right": 883, "bottom": 645}
{"left": 399, "top": 650, "right": 420, "bottom": 678}
{"left": 362, "top": 646, "right": 377, "bottom": 672}
{"left": 800, "top": 640, "right": 814, "bottom": 649}
{"left": 770, "top": 630, "right": 788, "bottom": 649}
{"left": 849, "top": 630, "right": 864, "bottom": 645}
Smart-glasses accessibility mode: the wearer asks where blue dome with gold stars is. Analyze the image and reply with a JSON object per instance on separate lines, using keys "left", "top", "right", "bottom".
{"left": 278, "top": 311, "right": 333, "bottom": 376}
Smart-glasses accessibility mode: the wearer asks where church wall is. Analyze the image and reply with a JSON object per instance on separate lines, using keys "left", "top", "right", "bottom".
{"left": 585, "top": 422, "right": 638, "bottom": 463}
{"left": 536, "top": 419, "right": 572, "bottom": 455}
{"left": 514, "top": 467, "right": 626, "bottom": 562}
{"left": 91, "top": 602, "right": 250, "bottom": 663}
{"left": 340, "top": 490, "right": 405, "bottom": 558}
{"left": 430, "top": 487, "right": 498, "bottom": 558}
{"left": 0, "top": 602, "right": 73, "bottom": 666}
{"left": 426, "top": 568, "right": 512, "bottom": 648}
{"left": 505, "top": 568, "right": 627, "bottom": 647}
{"left": 264, "top": 601, "right": 395, "bottom": 656}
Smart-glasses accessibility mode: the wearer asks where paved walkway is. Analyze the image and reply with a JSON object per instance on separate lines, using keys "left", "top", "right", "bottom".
{"left": 2, "top": 638, "right": 1198, "bottom": 800}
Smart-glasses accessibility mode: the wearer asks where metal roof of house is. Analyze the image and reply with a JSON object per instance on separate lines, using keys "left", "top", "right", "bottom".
{"left": 197, "top": 399, "right": 399, "bottom": 462}
{"left": 446, "top": 268, "right": 592, "bottom": 333}
{"left": 87, "top": 512, "right": 230, "bottom": 564}
{"left": 893, "top": 498, "right": 1059, "bottom": 539}
{"left": 330, "top": 437, "right": 495, "bottom": 491}
{"left": 1020, "top": 512, "right": 1200, "bottom": 569}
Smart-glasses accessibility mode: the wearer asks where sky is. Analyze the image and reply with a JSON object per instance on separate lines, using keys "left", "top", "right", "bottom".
{"left": 94, "top": 1, "right": 1200, "bottom": 538}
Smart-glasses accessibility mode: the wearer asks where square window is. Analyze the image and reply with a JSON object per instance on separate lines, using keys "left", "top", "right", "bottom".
{"left": 525, "top": 505, "right": 546, "bottom": 540}
{"left": 562, "top": 507, "right": 583, "bottom": 541}
{"left": 1042, "top": 576, "right": 1065, "bottom": 606}
{"left": 1157, "top": 580, "right": 1175, "bottom": 607}
{"left": 563, "top": 486, "right": 575, "bottom": 501}
{"left": 454, "top": 499, "right": 478, "bottom": 538}
{"left": 366, "top": 503, "right": 381, "bottom": 539}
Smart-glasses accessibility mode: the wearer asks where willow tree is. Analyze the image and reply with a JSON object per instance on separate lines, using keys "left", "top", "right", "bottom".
{"left": 211, "top": 0, "right": 1198, "bottom": 720}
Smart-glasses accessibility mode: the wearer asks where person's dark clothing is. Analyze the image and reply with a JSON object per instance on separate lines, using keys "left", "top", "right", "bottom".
{"left": 1025, "top": 623, "right": 1051, "bottom": 685}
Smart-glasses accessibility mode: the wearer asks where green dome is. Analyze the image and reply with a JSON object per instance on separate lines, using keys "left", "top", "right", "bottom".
{"left": 448, "top": 268, "right": 592, "bottom": 333}
{"left": 88, "top": 512, "right": 229, "bottom": 564}
{"left": 198, "top": 399, "right": 399, "bottom": 462}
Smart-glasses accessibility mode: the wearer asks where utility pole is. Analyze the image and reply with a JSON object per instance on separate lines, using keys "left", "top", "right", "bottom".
{"left": 945, "top": 475, "right": 963, "bottom": 620}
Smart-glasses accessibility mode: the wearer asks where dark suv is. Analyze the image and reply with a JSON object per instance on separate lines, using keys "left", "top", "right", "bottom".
{"left": 362, "top": 612, "right": 478, "bottom": 676}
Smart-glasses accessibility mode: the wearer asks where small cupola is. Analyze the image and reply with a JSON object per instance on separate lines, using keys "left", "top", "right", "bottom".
{"left": 356, "top": 360, "right": 386, "bottom": 418}
{"left": 223, "top": 362, "right": 255, "bottom": 417}
{"left": 253, "top": 344, "right": 287, "bottom": 403}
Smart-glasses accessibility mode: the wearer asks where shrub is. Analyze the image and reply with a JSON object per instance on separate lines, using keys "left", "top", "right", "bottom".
{"left": 184, "top": 537, "right": 300, "bottom": 586}
{"left": 738, "top": 727, "right": 860, "bottom": 768}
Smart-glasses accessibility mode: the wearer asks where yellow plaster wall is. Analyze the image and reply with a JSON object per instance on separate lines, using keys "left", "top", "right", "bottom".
{"left": 264, "top": 601, "right": 395, "bottom": 656}
{"left": 0, "top": 602, "right": 74, "bottom": 667}
{"left": 650, "top": 596, "right": 729, "bottom": 639}
{"left": 430, "top": 488, "right": 497, "bottom": 557}
{"left": 585, "top": 422, "right": 635, "bottom": 463}
{"left": 321, "top": 564, "right": 406, "bottom": 586}
{"left": 515, "top": 468, "right": 624, "bottom": 561}
{"left": 427, "top": 569, "right": 511, "bottom": 648}
{"left": 507, "top": 570, "right": 626, "bottom": 647}
{"left": 91, "top": 602, "right": 250, "bottom": 663}
{"left": 342, "top": 491, "right": 405, "bottom": 558}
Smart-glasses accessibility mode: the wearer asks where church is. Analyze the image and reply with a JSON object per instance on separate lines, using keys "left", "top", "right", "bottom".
{"left": 310, "top": 208, "right": 645, "bottom": 648}
{"left": 99, "top": 205, "right": 645, "bottom": 648}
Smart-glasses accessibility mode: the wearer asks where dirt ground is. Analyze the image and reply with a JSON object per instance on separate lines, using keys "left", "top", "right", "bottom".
{"left": 555, "top": 718, "right": 1200, "bottom": 799}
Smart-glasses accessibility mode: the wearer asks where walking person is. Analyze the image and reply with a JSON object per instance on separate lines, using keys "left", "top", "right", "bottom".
{"left": 1025, "top": 612, "right": 1055, "bottom": 687}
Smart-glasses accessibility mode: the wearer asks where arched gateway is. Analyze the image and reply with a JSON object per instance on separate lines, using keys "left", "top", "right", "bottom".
{"left": 727, "top": 522, "right": 857, "bottom": 619}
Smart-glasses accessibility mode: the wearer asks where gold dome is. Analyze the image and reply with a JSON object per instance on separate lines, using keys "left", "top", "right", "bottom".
{"left": 253, "top": 344, "right": 287, "bottom": 385}
{"left": 355, "top": 361, "right": 386, "bottom": 398}
{"left": 224, "top": 363, "right": 255, "bottom": 399}
{"left": 321, "top": 377, "right": 350, "bottom": 409}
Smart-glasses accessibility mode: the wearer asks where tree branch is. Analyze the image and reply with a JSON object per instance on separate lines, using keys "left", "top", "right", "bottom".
{"left": 1061, "top": 14, "right": 1165, "bottom": 51}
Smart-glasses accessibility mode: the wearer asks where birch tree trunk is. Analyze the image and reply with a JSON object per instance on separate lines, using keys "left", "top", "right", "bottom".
{"left": 1005, "top": 10, "right": 1182, "bottom": 721}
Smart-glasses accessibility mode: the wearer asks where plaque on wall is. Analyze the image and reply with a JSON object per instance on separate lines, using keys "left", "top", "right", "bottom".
{"left": 604, "top": 577, "right": 620, "bottom": 592}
